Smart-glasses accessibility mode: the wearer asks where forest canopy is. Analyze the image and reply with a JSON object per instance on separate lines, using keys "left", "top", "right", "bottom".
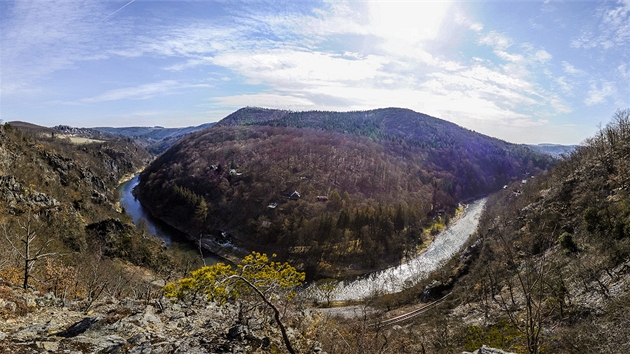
{"left": 136, "top": 108, "right": 553, "bottom": 278}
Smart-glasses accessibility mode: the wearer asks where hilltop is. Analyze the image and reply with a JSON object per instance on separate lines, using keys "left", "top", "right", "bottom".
{"left": 135, "top": 107, "right": 553, "bottom": 278}
{"left": 93, "top": 123, "right": 215, "bottom": 154}
{"left": 525, "top": 143, "right": 578, "bottom": 159}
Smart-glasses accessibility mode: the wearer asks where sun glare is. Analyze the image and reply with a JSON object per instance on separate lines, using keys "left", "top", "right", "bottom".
{"left": 367, "top": 1, "right": 453, "bottom": 43}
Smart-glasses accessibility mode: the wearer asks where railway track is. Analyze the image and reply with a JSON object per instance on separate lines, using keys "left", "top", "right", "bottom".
{"left": 370, "top": 293, "right": 451, "bottom": 327}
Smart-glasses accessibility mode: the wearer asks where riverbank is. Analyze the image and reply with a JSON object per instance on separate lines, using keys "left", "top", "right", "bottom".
{"left": 319, "top": 198, "right": 487, "bottom": 302}
{"left": 120, "top": 172, "right": 487, "bottom": 293}
{"left": 117, "top": 176, "right": 222, "bottom": 264}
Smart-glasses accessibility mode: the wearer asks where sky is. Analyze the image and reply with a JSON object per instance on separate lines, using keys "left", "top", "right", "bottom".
{"left": 1, "top": 0, "right": 628, "bottom": 144}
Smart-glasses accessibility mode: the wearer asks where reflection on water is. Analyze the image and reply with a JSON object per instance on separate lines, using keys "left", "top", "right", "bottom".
{"left": 117, "top": 175, "right": 220, "bottom": 265}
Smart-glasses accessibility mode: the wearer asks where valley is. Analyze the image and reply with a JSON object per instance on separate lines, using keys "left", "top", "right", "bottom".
{"left": 1, "top": 108, "right": 628, "bottom": 354}
{"left": 134, "top": 107, "right": 552, "bottom": 279}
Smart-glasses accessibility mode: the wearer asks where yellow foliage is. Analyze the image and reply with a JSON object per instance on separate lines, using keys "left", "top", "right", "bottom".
{"left": 43, "top": 259, "right": 78, "bottom": 298}
{"left": 164, "top": 251, "right": 305, "bottom": 305}
{"left": 0, "top": 267, "right": 22, "bottom": 285}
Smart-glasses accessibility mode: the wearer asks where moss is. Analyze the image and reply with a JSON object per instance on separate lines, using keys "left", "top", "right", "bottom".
{"left": 464, "top": 320, "right": 521, "bottom": 352}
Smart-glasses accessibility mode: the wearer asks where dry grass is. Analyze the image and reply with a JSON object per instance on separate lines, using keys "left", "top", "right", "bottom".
{"left": 62, "top": 136, "right": 104, "bottom": 144}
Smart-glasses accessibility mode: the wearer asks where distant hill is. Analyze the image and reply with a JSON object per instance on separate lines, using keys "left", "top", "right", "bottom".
{"left": 8, "top": 121, "right": 113, "bottom": 142}
{"left": 135, "top": 107, "right": 554, "bottom": 277}
{"left": 526, "top": 143, "right": 578, "bottom": 158}
{"left": 93, "top": 123, "right": 215, "bottom": 154}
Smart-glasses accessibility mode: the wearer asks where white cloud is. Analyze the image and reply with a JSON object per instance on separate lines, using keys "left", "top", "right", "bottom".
{"left": 549, "top": 96, "right": 572, "bottom": 114}
{"left": 619, "top": 62, "right": 629, "bottom": 79}
{"left": 571, "top": 0, "right": 629, "bottom": 50}
{"left": 128, "top": 6, "right": 558, "bottom": 132}
{"left": 479, "top": 31, "right": 512, "bottom": 50}
{"left": 426, "top": 66, "right": 540, "bottom": 108}
{"left": 534, "top": 50, "right": 552, "bottom": 63}
{"left": 455, "top": 12, "right": 484, "bottom": 32}
{"left": 585, "top": 81, "right": 616, "bottom": 106}
{"left": 215, "top": 93, "right": 315, "bottom": 110}
{"left": 366, "top": 1, "right": 452, "bottom": 45}
{"left": 495, "top": 51, "right": 525, "bottom": 63}
{"left": 562, "top": 61, "right": 586, "bottom": 76}
{"left": 80, "top": 81, "right": 210, "bottom": 102}
{"left": 210, "top": 50, "right": 387, "bottom": 88}
{"left": 1, "top": 0, "right": 109, "bottom": 95}
{"left": 479, "top": 32, "right": 552, "bottom": 66}
{"left": 556, "top": 76, "right": 572, "bottom": 93}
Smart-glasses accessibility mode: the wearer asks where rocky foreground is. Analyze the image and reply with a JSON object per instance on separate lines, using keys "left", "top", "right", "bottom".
{"left": 0, "top": 280, "right": 519, "bottom": 354}
{"left": 0, "top": 281, "right": 326, "bottom": 354}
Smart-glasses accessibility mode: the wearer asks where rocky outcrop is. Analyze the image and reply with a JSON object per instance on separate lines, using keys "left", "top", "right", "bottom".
{"left": 0, "top": 175, "right": 60, "bottom": 213}
{"left": 0, "top": 284, "right": 325, "bottom": 354}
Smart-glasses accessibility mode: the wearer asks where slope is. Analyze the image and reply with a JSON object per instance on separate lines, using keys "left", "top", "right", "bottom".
{"left": 0, "top": 122, "right": 187, "bottom": 298}
{"left": 135, "top": 107, "right": 553, "bottom": 278}
{"left": 419, "top": 109, "right": 630, "bottom": 353}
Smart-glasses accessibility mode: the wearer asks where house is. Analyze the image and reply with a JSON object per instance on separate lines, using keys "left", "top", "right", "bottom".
{"left": 317, "top": 196, "right": 329, "bottom": 202}
{"left": 522, "top": 179, "right": 527, "bottom": 184}
{"left": 267, "top": 202, "right": 278, "bottom": 209}
{"left": 289, "top": 191, "right": 301, "bottom": 199}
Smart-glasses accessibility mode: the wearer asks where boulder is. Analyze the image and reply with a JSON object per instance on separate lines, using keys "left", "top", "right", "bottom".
{"left": 35, "top": 292, "right": 57, "bottom": 307}
{"left": 463, "top": 345, "right": 516, "bottom": 354}
{"left": 14, "top": 323, "right": 49, "bottom": 341}
{"left": 95, "top": 335, "right": 126, "bottom": 353}
{"left": 227, "top": 324, "right": 249, "bottom": 340}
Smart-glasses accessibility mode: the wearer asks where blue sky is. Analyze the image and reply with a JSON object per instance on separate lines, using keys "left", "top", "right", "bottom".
{"left": 1, "top": 0, "right": 628, "bottom": 144}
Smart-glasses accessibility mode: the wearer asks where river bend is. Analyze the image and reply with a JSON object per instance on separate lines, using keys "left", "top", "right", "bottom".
{"left": 330, "top": 198, "right": 486, "bottom": 301}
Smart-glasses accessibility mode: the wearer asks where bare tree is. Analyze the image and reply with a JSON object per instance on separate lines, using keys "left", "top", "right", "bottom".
{"left": 3, "top": 212, "right": 57, "bottom": 289}
{"left": 78, "top": 257, "right": 111, "bottom": 312}
{"left": 490, "top": 230, "right": 559, "bottom": 354}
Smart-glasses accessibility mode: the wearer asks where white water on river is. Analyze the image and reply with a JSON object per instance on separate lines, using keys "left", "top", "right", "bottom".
{"left": 328, "top": 198, "right": 486, "bottom": 301}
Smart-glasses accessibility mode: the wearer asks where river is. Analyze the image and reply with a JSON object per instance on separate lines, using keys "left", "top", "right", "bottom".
{"left": 117, "top": 175, "right": 220, "bottom": 264}
{"left": 119, "top": 175, "right": 486, "bottom": 300}
{"left": 322, "top": 198, "right": 487, "bottom": 301}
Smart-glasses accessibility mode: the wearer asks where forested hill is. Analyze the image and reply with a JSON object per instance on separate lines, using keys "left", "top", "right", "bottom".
{"left": 135, "top": 107, "right": 553, "bottom": 277}
{"left": 202, "top": 107, "right": 552, "bottom": 200}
